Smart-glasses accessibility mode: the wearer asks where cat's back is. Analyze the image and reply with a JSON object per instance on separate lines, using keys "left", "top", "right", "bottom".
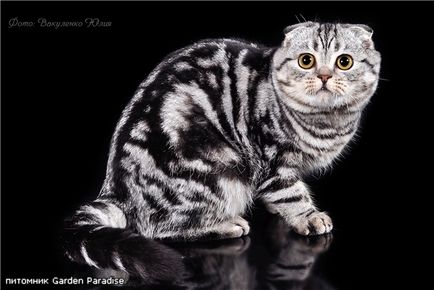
{"left": 114, "top": 38, "right": 273, "bottom": 144}
{"left": 137, "top": 38, "right": 272, "bottom": 96}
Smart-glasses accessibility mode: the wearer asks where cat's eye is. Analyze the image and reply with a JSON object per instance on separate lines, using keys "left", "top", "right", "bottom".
{"left": 298, "top": 53, "right": 315, "bottom": 69}
{"left": 336, "top": 54, "right": 353, "bottom": 70}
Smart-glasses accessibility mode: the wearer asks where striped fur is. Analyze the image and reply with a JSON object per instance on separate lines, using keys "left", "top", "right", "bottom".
{"left": 64, "top": 22, "right": 380, "bottom": 272}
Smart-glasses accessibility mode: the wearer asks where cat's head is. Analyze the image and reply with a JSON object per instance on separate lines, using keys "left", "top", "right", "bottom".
{"left": 272, "top": 22, "right": 381, "bottom": 112}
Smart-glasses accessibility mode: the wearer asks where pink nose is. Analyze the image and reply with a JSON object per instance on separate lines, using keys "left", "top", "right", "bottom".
{"left": 317, "top": 74, "right": 332, "bottom": 83}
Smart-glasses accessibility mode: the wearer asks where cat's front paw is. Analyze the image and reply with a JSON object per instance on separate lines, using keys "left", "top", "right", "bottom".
{"left": 291, "top": 211, "right": 333, "bottom": 236}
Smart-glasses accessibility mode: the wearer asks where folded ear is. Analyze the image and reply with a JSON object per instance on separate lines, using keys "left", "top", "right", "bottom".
{"left": 282, "top": 22, "right": 315, "bottom": 47}
{"left": 344, "top": 24, "right": 374, "bottom": 49}
{"left": 350, "top": 24, "right": 374, "bottom": 38}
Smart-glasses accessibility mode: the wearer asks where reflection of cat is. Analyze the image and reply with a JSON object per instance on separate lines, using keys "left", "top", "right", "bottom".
{"left": 79, "top": 214, "right": 334, "bottom": 289}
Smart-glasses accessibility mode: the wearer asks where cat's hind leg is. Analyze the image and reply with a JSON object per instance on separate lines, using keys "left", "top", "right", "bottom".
{"left": 191, "top": 216, "right": 250, "bottom": 240}
{"left": 159, "top": 216, "right": 250, "bottom": 241}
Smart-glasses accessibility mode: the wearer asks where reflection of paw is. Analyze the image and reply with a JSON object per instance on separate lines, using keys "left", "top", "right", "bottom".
{"left": 293, "top": 232, "right": 334, "bottom": 254}
{"left": 214, "top": 236, "right": 250, "bottom": 255}
{"left": 292, "top": 211, "right": 333, "bottom": 236}
{"left": 307, "top": 233, "right": 333, "bottom": 253}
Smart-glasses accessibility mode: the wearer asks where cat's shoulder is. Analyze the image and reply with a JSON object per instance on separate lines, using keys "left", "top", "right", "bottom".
{"left": 137, "top": 38, "right": 273, "bottom": 91}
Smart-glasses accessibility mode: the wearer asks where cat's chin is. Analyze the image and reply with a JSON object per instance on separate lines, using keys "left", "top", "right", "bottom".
{"left": 308, "top": 89, "right": 336, "bottom": 106}
{"left": 315, "top": 88, "right": 333, "bottom": 98}
{"left": 304, "top": 90, "right": 349, "bottom": 109}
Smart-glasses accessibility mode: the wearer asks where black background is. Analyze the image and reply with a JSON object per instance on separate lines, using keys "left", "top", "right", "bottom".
{"left": 1, "top": 1, "right": 431, "bottom": 289}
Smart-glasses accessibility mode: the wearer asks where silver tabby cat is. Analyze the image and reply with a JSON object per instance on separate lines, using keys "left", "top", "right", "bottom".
{"left": 65, "top": 21, "right": 380, "bottom": 268}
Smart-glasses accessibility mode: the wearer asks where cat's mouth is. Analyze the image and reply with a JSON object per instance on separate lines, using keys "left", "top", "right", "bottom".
{"left": 317, "top": 86, "right": 332, "bottom": 94}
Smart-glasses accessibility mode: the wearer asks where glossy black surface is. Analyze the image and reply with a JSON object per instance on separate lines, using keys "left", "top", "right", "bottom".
{"left": 68, "top": 210, "right": 335, "bottom": 289}
{"left": 2, "top": 1, "right": 430, "bottom": 289}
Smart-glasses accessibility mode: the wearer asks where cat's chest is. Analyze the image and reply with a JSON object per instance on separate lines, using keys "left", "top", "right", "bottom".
{"left": 290, "top": 116, "right": 359, "bottom": 169}
{"left": 304, "top": 148, "right": 343, "bottom": 169}
{"left": 276, "top": 142, "right": 347, "bottom": 171}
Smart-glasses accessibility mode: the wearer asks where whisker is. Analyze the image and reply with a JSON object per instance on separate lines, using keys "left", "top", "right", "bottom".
{"left": 299, "top": 14, "right": 307, "bottom": 22}
{"left": 379, "top": 77, "right": 390, "bottom": 82}
{"left": 294, "top": 15, "right": 301, "bottom": 23}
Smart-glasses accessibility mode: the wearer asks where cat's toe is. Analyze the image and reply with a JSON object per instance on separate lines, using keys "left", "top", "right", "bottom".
{"left": 228, "top": 224, "right": 245, "bottom": 238}
{"left": 211, "top": 219, "right": 249, "bottom": 239}
{"left": 292, "top": 211, "right": 333, "bottom": 236}
{"left": 233, "top": 216, "right": 250, "bottom": 235}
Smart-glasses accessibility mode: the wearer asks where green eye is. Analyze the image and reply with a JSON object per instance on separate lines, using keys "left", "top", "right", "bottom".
{"left": 298, "top": 53, "right": 315, "bottom": 69}
{"left": 336, "top": 54, "right": 353, "bottom": 70}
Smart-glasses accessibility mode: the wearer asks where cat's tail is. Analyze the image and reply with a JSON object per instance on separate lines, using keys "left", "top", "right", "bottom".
{"left": 62, "top": 200, "right": 185, "bottom": 283}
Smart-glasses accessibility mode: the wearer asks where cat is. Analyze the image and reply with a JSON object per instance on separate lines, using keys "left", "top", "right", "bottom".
{"left": 64, "top": 21, "right": 381, "bottom": 277}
